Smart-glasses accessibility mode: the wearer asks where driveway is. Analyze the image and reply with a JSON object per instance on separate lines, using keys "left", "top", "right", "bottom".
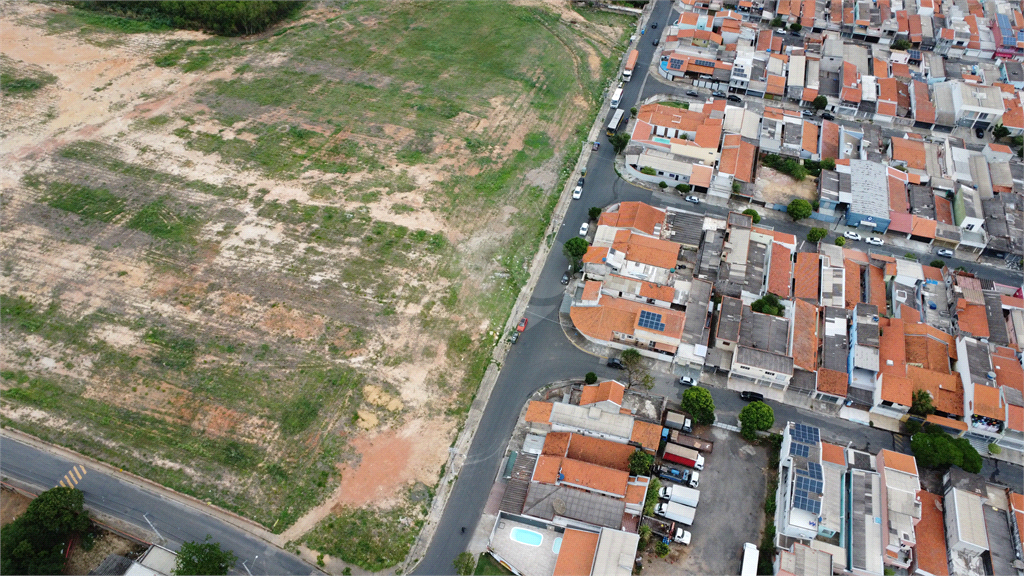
{"left": 640, "top": 425, "right": 767, "bottom": 575}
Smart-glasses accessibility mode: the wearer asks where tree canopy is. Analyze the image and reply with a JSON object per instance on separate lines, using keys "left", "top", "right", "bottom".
{"left": 71, "top": 1, "right": 303, "bottom": 36}
{"left": 563, "top": 237, "right": 589, "bottom": 272}
{"left": 909, "top": 389, "right": 935, "bottom": 417}
{"left": 911, "top": 429, "right": 982, "bottom": 473}
{"left": 173, "top": 535, "right": 238, "bottom": 576}
{"left": 681, "top": 386, "right": 715, "bottom": 425}
{"left": 0, "top": 487, "right": 90, "bottom": 576}
{"left": 609, "top": 132, "right": 631, "bottom": 154}
{"left": 787, "top": 198, "right": 813, "bottom": 221}
{"left": 812, "top": 96, "right": 828, "bottom": 110}
{"left": 620, "top": 348, "right": 654, "bottom": 390}
{"left": 738, "top": 401, "right": 774, "bottom": 440}
{"left": 628, "top": 450, "right": 655, "bottom": 476}
{"left": 453, "top": 552, "right": 476, "bottom": 576}
{"left": 806, "top": 227, "right": 828, "bottom": 243}
{"left": 742, "top": 209, "right": 761, "bottom": 224}
{"left": 751, "top": 293, "right": 783, "bottom": 316}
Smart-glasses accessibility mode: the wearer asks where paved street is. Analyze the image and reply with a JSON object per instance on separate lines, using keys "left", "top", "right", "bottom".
{"left": 0, "top": 435, "right": 318, "bottom": 576}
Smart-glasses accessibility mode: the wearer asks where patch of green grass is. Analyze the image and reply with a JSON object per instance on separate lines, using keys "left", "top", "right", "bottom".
{"left": 46, "top": 8, "right": 172, "bottom": 35}
{"left": 39, "top": 181, "right": 126, "bottom": 222}
{"left": 475, "top": 553, "right": 514, "bottom": 575}
{"left": 144, "top": 327, "right": 197, "bottom": 369}
{"left": 1, "top": 72, "right": 57, "bottom": 97}
{"left": 154, "top": 45, "right": 189, "bottom": 68}
{"left": 127, "top": 197, "right": 198, "bottom": 242}
{"left": 0, "top": 294, "right": 92, "bottom": 348}
{"left": 181, "top": 50, "right": 214, "bottom": 72}
{"left": 180, "top": 123, "right": 328, "bottom": 176}
{"left": 280, "top": 397, "right": 320, "bottom": 435}
{"left": 304, "top": 506, "right": 422, "bottom": 571}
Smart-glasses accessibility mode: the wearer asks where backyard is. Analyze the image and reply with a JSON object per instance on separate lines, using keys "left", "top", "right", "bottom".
{"left": 0, "top": 0, "right": 633, "bottom": 569}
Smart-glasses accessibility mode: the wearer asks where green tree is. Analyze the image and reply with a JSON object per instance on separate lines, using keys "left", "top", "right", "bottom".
{"left": 620, "top": 348, "right": 654, "bottom": 390}
{"left": 732, "top": 181, "right": 742, "bottom": 193}
{"left": 742, "top": 209, "right": 761, "bottom": 224}
{"left": 905, "top": 419, "right": 922, "bottom": 436}
{"left": 610, "top": 132, "right": 631, "bottom": 154}
{"left": 812, "top": 95, "right": 828, "bottom": 110}
{"left": 659, "top": 181, "right": 668, "bottom": 189}
{"left": 739, "top": 401, "right": 775, "bottom": 440}
{"left": 993, "top": 124, "right": 1010, "bottom": 139}
{"left": 770, "top": 16, "right": 784, "bottom": 26}
{"left": 835, "top": 237, "right": 846, "bottom": 246}
{"left": 909, "top": 389, "right": 935, "bottom": 417}
{"left": 0, "top": 487, "right": 90, "bottom": 576}
{"left": 787, "top": 198, "right": 813, "bottom": 221}
{"left": 930, "top": 259, "right": 945, "bottom": 269}
{"left": 585, "top": 371, "right": 598, "bottom": 384}
{"left": 563, "top": 237, "right": 589, "bottom": 272}
{"left": 655, "top": 542, "right": 671, "bottom": 557}
{"left": 892, "top": 38, "right": 912, "bottom": 50}
{"left": 676, "top": 183, "right": 691, "bottom": 193}
{"left": 588, "top": 206, "right": 602, "bottom": 220}
{"left": 790, "top": 22, "right": 802, "bottom": 31}
{"left": 751, "top": 293, "right": 783, "bottom": 316}
{"left": 681, "top": 386, "right": 716, "bottom": 425}
{"left": 821, "top": 157, "right": 836, "bottom": 170}
{"left": 630, "top": 106, "right": 638, "bottom": 117}
{"left": 807, "top": 227, "right": 828, "bottom": 243}
{"left": 174, "top": 535, "right": 238, "bottom": 576}
{"left": 629, "top": 450, "right": 655, "bottom": 476}
{"left": 453, "top": 552, "right": 476, "bottom": 576}
{"left": 1012, "top": 135, "right": 1023, "bottom": 147}
{"left": 956, "top": 438, "right": 983, "bottom": 473}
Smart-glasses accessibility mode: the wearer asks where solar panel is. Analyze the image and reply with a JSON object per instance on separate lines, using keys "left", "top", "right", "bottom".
{"left": 808, "top": 462, "right": 823, "bottom": 480}
{"left": 789, "top": 442, "right": 810, "bottom": 458}
{"left": 670, "top": 58, "right": 686, "bottom": 69}
{"left": 792, "top": 423, "right": 820, "bottom": 444}
{"left": 695, "top": 59, "right": 716, "bottom": 68}
{"left": 638, "top": 310, "right": 666, "bottom": 331}
{"left": 796, "top": 476, "right": 823, "bottom": 494}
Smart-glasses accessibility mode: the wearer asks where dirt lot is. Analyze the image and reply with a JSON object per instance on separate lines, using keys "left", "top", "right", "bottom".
{"left": 0, "top": 1, "right": 632, "bottom": 569}
{"left": 1, "top": 487, "right": 32, "bottom": 527}
{"left": 64, "top": 529, "right": 148, "bottom": 576}
{"left": 754, "top": 166, "right": 819, "bottom": 205}
{"left": 639, "top": 426, "right": 768, "bottom": 575}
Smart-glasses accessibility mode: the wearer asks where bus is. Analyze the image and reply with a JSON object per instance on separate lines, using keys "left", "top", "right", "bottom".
{"left": 606, "top": 108, "right": 626, "bottom": 136}
{"left": 610, "top": 87, "right": 623, "bottom": 109}
{"left": 740, "top": 543, "right": 759, "bottom": 576}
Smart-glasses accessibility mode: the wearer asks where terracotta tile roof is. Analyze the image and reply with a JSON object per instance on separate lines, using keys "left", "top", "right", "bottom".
{"left": 757, "top": 30, "right": 773, "bottom": 51}
{"left": 908, "top": 365, "right": 963, "bottom": 416}
{"left": 912, "top": 80, "right": 936, "bottom": 124}
{"left": 794, "top": 252, "right": 820, "bottom": 301}
{"left": 580, "top": 380, "right": 625, "bottom": 407}
{"left": 904, "top": 322, "right": 957, "bottom": 359}
{"left": 911, "top": 216, "right": 937, "bottom": 239}
{"left": 631, "top": 420, "right": 662, "bottom": 452}
{"left": 889, "top": 177, "right": 910, "bottom": 213}
{"left": 926, "top": 414, "right": 968, "bottom": 431}
{"left": 582, "top": 246, "right": 609, "bottom": 264}
{"left": 543, "top": 432, "right": 573, "bottom": 456}
{"left": 638, "top": 104, "right": 710, "bottom": 135}
{"left": 612, "top": 230, "right": 680, "bottom": 269}
{"left": 1008, "top": 405, "right": 1024, "bottom": 432}
{"left": 994, "top": 346, "right": 1018, "bottom": 359}
{"left": 923, "top": 265, "right": 943, "bottom": 282}
{"left": 598, "top": 201, "right": 667, "bottom": 235}
{"left": 882, "top": 449, "right": 919, "bottom": 476}
{"left": 820, "top": 442, "right": 847, "bottom": 465}
{"left": 802, "top": 122, "right": 819, "bottom": 154}
{"left": 624, "top": 482, "right": 647, "bottom": 505}
{"left": 767, "top": 74, "right": 787, "bottom": 96}
{"left": 526, "top": 401, "right": 553, "bottom": 423}
{"left": 793, "top": 299, "right": 819, "bottom": 371}
{"left": 934, "top": 196, "right": 953, "bottom": 225}
{"left": 582, "top": 280, "right": 602, "bottom": 301}
{"left": 891, "top": 138, "right": 927, "bottom": 170}
{"left": 639, "top": 281, "right": 675, "bottom": 302}
{"left": 802, "top": 88, "right": 819, "bottom": 102}
{"left": 915, "top": 491, "right": 951, "bottom": 576}
{"left": 769, "top": 244, "right": 793, "bottom": 298}
{"left": 1003, "top": 295, "right": 1024, "bottom": 309}
{"left": 695, "top": 122, "right": 723, "bottom": 149}
{"left": 821, "top": 121, "right": 840, "bottom": 161}
{"left": 879, "top": 317, "right": 907, "bottom": 376}
{"left": 881, "top": 374, "right": 914, "bottom": 406}
{"left": 844, "top": 248, "right": 870, "bottom": 265}
{"left": 845, "top": 261, "right": 862, "bottom": 309}
{"left": 1013, "top": 492, "right": 1024, "bottom": 512}
{"left": 905, "top": 334, "right": 952, "bottom": 374}
{"left": 533, "top": 455, "right": 562, "bottom": 483}
{"left": 889, "top": 211, "right": 913, "bottom": 234}
{"left": 973, "top": 383, "right": 1004, "bottom": 420}
{"left": 817, "top": 368, "right": 849, "bottom": 396}
{"left": 754, "top": 227, "right": 797, "bottom": 247}
{"left": 772, "top": 37, "right": 783, "bottom": 53}
{"left": 956, "top": 298, "right": 990, "bottom": 338}
{"left": 899, "top": 303, "right": 919, "bottom": 322}
{"left": 868, "top": 265, "right": 886, "bottom": 311}
{"left": 553, "top": 529, "right": 600, "bottom": 576}
{"left": 691, "top": 164, "right": 714, "bottom": 188}
{"left": 566, "top": 432, "right": 635, "bottom": 471}
{"left": 992, "top": 354, "right": 1024, "bottom": 394}
{"left": 559, "top": 457, "right": 630, "bottom": 496}
{"left": 841, "top": 87, "right": 862, "bottom": 103}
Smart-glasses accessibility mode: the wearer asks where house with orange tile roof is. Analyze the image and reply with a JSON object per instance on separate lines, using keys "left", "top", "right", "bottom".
{"left": 570, "top": 293, "right": 687, "bottom": 362}
{"left": 913, "top": 491, "right": 950, "bottom": 576}
{"left": 488, "top": 514, "right": 639, "bottom": 576}
{"left": 877, "top": 449, "right": 922, "bottom": 571}
{"left": 595, "top": 201, "right": 667, "bottom": 238}
{"left": 579, "top": 380, "right": 626, "bottom": 414}
{"left": 583, "top": 229, "right": 680, "bottom": 286}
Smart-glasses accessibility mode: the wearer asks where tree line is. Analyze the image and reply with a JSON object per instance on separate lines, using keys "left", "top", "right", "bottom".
{"left": 71, "top": 1, "right": 304, "bottom": 36}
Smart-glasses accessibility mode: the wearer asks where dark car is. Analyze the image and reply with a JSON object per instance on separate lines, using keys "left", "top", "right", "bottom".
{"left": 577, "top": 177, "right": 585, "bottom": 187}
{"left": 975, "top": 127, "right": 986, "bottom": 139}
{"left": 651, "top": 22, "right": 658, "bottom": 28}
{"left": 592, "top": 141, "right": 600, "bottom": 151}
{"left": 686, "top": 90, "right": 700, "bottom": 97}
{"left": 607, "top": 358, "right": 625, "bottom": 369}
{"left": 739, "top": 390, "right": 765, "bottom": 402}
{"left": 821, "top": 112, "right": 835, "bottom": 120}
{"left": 728, "top": 94, "right": 742, "bottom": 102}
{"left": 652, "top": 39, "right": 659, "bottom": 46}
{"left": 712, "top": 90, "right": 726, "bottom": 98}
{"left": 561, "top": 271, "right": 570, "bottom": 285}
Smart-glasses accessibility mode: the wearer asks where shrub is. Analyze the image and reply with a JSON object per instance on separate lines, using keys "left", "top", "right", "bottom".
{"left": 676, "top": 183, "right": 691, "bottom": 193}
{"left": 834, "top": 237, "right": 846, "bottom": 246}
{"left": 655, "top": 542, "right": 671, "bottom": 557}
{"left": 787, "top": 198, "right": 813, "bottom": 220}
{"left": 659, "top": 181, "right": 668, "bottom": 189}
{"left": 751, "top": 293, "right": 783, "bottom": 316}
{"left": 806, "top": 227, "right": 828, "bottom": 243}
{"left": 790, "top": 22, "right": 802, "bottom": 31}
{"left": 628, "top": 450, "right": 655, "bottom": 476}
{"left": 584, "top": 372, "right": 598, "bottom": 384}
{"left": 71, "top": 0, "right": 303, "bottom": 36}
{"left": 742, "top": 209, "right": 761, "bottom": 223}
{"left": 640, "top": 166, "right": 656, "bottom": 175}
{"left": 821, "top": 157, "right": 836, "bottom": 170}
{"left": 989, "top": 443, "right": 1002, "bottom": 454}
{"left": 763, "top": 154, "right": 808, "bottom": 181}
{"left": 930, "top": 260, "right": 945, "bottom": 269}
{"left": 905, "top": 419, "right": 922, "bottom": 436}
{"left": 812, "top": 96, "right": 828, "bottom": 110}
{"left": 630, "top": 106, "right": 638, "bottom": 117}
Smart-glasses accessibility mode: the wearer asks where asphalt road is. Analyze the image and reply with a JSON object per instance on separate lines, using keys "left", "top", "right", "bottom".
{"left": 414, "top": 2, "right": 1021, "bottom": 573}
{"left": 0, "top": 436, "right": 318, "bottom": 576}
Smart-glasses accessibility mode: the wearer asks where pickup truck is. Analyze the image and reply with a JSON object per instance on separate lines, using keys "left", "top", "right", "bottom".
{"left": 658, "top": 465, "right": 699, "bottom": 488}
{"left": 668, "top": 430, "right": 714, "bottom": 453}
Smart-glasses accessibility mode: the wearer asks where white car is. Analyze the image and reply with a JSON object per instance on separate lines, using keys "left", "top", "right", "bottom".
{"left": 936, "top": 248, "right": 954, "bottom": 258}
{"left": 865, "top": 237, "right": 884, "bottom": 246}
{"left": 579, "top": 222, "right": 589, "bottom": 236}
{"left": 685, "top": 195, "right": 700, "bottom": 204}
{"left": 572, "top": 186, "right": 583, "bottom": 199}
{"left": 843, "top": 231, "right": 862, "bottom": 241}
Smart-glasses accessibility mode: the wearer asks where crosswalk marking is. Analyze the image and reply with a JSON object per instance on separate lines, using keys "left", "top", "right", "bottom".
{"left": 56, "top": 465, "right": 88, "bottom": 488}
{"left": 59, "top": 480, "right": 67, "bottom": 488}
{"left": 73, "top": 467, "right": 82, "bottom": 480}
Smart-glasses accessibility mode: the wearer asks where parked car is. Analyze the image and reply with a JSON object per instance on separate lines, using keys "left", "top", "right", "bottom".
{"left": 776, "top": 28, "right": 787, "bottom": 34}
{"left": 685, "top": 195, "right": 700, "bottom": 204}
{"left": 561, "top": 271, "right": 571, "bottom": 285}
{"left": 607, "top": 358, "right": 624, "bottom": 369}
{"left": 579, "top": 222, "right": 589, "bottom": 236}
{"left": 936, "top": 248, "right": 954, "bottom": 258}
{"left": 865, "top": 236, "right": 884, "bottom": 246}
{"left": 509, "top": 331, "right": 520, "bottom": 344}
{"left": 790, "top": 30, "right": 801, "bottom": 36}
{"left": 843, "top": 231, "right": 862, "bottom": 241}
{"left": 712, "top": 90, "right": 726, "bottom": 98}
{"left": 821, "top": 112, "right": 835, "bottom": 120}
{"left": 679, "top": 376, "right": 695, "bottom": 386}
{"left": 975, "top": 127, "right": 986, "bottom": 139}
{"left": 739, "top": 390, "right": 765, "bottom": 402}
{"left": 652, "top": 39, "right": 659, "bottom": 46}
{"left": 573, "top": 186, "right": 583, "bottom": 199}
{"left": 686, "top": 90, "right": 700, "bottom": 97}
{"left": 592, "top": 141, "right": 600, "bottom": 151}
{"left": 577, "top": 177, "right": 585, "bottom": 187}
{"left": 517, "top": 317, "right": 528, "bottom": 332}
{"left": 651, "top": 22, "right": 658, "bottom": 28}
{"left": 728, "top": 94, "right": 742, "bottom": 102}
{"left": 802, "top": 110, "right": 814, "bottom": 117}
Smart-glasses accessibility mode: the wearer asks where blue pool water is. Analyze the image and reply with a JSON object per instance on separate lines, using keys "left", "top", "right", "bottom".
{"left": 552, "top": 537, "right": 562, "bottom": 554}
{"left": 510, "top": 527, "right": 543, "bottom": 547}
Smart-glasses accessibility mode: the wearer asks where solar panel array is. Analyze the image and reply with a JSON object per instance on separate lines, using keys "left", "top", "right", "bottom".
{"left": 793, "top": 488, "right": 822, "bottom": 514}
{"left": 790, "top": 442, "right": 810, "bottom": 458}
{"left": 807, "top": 462, "right": 823, "bottom": 480}
{"left": 694, "top": 59, "right": 716, "bottom": 68}
{"left": 791, "top": 423, "right": 820, "bottom": 444}
{"left": 638, "top": 310, "right": 666, "bottom": 331}
{"left": 796, "top": 475, "right": 823, "bottom": 494}
{"left": 669, "top": 58, "right": 686, "bottom": 70}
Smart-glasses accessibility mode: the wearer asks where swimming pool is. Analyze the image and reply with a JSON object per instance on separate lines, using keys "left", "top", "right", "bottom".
{"left": 552, "top": 536, "right": 562, "bottom": 554}
{"left": 510, "top": 527, "right": 543, "bottom": 547}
